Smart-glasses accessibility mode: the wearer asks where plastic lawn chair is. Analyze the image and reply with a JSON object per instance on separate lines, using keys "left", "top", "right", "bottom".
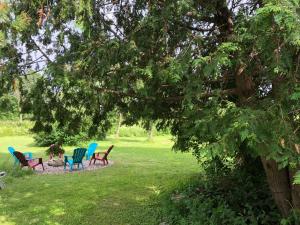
{"left": 85, "top": 142, "right": 98, "bottom": 160}
{"left": 8, "top": 147, "right": 33, "bottom": 165}
{"left": 89, "top": 145, "right": 114, "bottom": 166}
{"left": 64, "top": 148, "right": 87, "bottom": 171}
{"left": 13, "top": 151, "right": 44, "bottom": 170}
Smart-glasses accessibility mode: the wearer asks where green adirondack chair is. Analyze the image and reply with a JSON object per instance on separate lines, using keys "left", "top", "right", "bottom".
{"left": 64, "top": 148, "right": 87, "bottom": 171}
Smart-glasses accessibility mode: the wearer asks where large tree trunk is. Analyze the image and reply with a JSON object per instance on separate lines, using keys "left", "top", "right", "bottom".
{"left": 115, "top": 113, "right": 122, "bottom": 139}
{"left": 12, "top": 78, "right": 22, "bottom": 122}
{"left": 147, "top": 121, "right": 154, "bottom": 141}
{"left": 261, "top": 157, "right": 300, "bottom": 217}
{"left": 261, "top": 157, "right": 291, "bottom": 216}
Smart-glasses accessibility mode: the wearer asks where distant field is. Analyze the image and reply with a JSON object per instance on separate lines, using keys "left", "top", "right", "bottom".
{"left": 0, "top": 135, "right": 200, "bottom": 225}
{"left": 0, "top": 120, "right": 33, "bottom": 137}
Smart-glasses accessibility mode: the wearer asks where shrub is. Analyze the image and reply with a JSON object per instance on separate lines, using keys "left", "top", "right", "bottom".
{"left": 162, "top": 162, "right": 282, "bottom": 225}
{"left": 34, "top": 130, "right": 88, "bottom": 146}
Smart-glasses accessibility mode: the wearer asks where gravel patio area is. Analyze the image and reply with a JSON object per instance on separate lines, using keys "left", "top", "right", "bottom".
{"left": 33, "top": 160, "right": 113, "bottom": 175}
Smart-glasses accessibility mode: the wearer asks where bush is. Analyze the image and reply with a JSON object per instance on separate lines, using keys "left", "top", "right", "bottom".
{"left": 34, "top": 130, "right": 88, "bottom": 146}
{"left": 162, "top": 163, "right": 281, "bottom": 225}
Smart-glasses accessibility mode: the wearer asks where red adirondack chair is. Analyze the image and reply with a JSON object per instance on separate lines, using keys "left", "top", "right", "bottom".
{"left": 89, "top": 145, "right": 114, "bottom": 165}
{"left": 13, "top": 151, "right": 44, "bottom": 170}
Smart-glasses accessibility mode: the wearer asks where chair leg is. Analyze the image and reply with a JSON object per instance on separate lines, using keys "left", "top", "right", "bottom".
{"left": 70, "top": 163, "right": 73, "bottom": 172}
{"left": 41, "top": 162, "right": 44, "bottom": 171}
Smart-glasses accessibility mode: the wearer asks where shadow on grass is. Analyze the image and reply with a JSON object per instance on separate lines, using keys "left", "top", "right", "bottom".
{"left": 0, "top": 174, "right": 177, "bottom": 225}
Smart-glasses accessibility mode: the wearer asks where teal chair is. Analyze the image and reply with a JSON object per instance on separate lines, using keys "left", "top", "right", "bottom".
{"left": 64, "top": 148, "right": 87, "bottom": 171}
{"left": 8, "top": 147, "right": 33, "bottom": 165}
{"left": 85, "top": 143, "right": 98, "bottom": 160}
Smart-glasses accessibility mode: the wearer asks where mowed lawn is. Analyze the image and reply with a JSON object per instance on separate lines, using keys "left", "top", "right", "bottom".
{"left": 0, "top": 135, "right": 200, "bottom": 225}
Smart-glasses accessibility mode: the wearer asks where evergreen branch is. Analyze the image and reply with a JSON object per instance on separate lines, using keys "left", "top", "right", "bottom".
{"left": 30, "top": 37, "right": 53, "bottom": 63}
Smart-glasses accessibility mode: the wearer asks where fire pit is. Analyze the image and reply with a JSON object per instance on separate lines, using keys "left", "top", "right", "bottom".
{"left": 48, "top": 158, "right": 64, "bottom": 167}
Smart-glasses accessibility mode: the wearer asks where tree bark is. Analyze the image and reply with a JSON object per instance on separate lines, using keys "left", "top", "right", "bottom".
{"left": 115, "top": 113, "right": 122, "bottom": 139}
{"left": 147, "top": 121, "right": 154, "bottom": 141}
{"left": 261, "top": 157, "right": 292, "bottom": 217}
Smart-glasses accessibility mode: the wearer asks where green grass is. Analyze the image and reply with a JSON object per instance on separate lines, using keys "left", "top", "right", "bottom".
{"left": 0, "top": 121, "right": 33, "bottom": 137}
{"left": 0, "top": 135, "right": 200, "bottom": 225}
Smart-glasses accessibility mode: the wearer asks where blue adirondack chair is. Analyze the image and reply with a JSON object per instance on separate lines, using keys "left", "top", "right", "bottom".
{"left": 85, "top": 142, "right": 98, "bottom": 160}
{"left": 64, "top": 148, "right": 87, "bottom": 171}
{"left": 8, "top": 147, "right": 33, "bottom": 165}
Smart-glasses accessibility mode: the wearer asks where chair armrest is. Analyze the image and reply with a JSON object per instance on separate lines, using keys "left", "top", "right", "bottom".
{"left": 28, "top": 157, "right": 42, "bottom": 161}
{"left": 95, "top": 151, "right": 107, "bottom": 155}
{"left": 28, "top": 158, "right": 38, "bottom": 161}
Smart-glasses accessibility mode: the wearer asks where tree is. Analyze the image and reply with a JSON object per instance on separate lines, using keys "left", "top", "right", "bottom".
{"left": 1, "top": 0, "right": 300, "bottom": 216}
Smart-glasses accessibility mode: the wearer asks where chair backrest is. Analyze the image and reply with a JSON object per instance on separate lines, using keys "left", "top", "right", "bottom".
{"left": 87, "top": 143, "right": 98, "bottom": 156}
{"left": 72, "top": 148, "right": 87, "bottom": 163}
{"left": 13, "top": 151, "right": 28, "bottom": 166}
{"left": 8, "top": 147, "right": 19, "bottom": 163}
{"left": 103, "top": 145, "right": 114, "bottom": 160}
{"left": 8, "top": 147, "right": 15, "bottom": 156}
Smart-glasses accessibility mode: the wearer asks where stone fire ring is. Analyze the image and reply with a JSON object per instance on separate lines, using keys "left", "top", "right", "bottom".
{"left": 33, "top": 160, "right": 113, "bottom": 175}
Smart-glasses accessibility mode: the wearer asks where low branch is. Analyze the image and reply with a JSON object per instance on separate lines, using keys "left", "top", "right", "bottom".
{"left": 97, "top": 87, "right": 237, "bottom": 102}
{"left": 30, "top": 37, "right": 53, "bottom": 63}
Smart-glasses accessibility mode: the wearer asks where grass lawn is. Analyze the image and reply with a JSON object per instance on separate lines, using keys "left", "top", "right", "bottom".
{"left": 0, "top": 135, "right": 200, "bottom": 225}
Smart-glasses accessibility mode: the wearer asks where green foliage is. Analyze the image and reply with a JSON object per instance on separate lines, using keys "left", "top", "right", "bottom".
{"left": 293, "top": 170, "right": 300, "bottom": 185}
{"left": 2, "top": 0, "right": 300, "bottom": 219}
{"left": 163, "top": 164, "right": 281, "bottom": 225}
{"left": 0, "top": 94, "right": 19, "bottom": 119}
{"left": 34, "top": 130, "right": 88, "bottom": 147}
{"left": 280, "top": 210, "right": 300, "bottom": 225}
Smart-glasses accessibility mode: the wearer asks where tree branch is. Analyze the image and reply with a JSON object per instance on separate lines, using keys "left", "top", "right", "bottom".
{"left": 30, "top": 37, "right": 53, "bottom": 63}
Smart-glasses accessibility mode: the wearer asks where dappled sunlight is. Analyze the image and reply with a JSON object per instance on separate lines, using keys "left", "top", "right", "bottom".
{"left": 0, "top": 215, "right": 16, "bottom": 225}
{"left": 0, "top": 135, "right": 199, "bottom": 224}
{"left": 146, "top": 185, "right": 161, "bottom": 195}
{"left": 49, "top": 205, "right": 65, "bottom": 216}
{"left": 135, "top": 196, "right": 148, "bottom": 202}
{"left": 24, "top": 192, "right": 33, "bottom": 198}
